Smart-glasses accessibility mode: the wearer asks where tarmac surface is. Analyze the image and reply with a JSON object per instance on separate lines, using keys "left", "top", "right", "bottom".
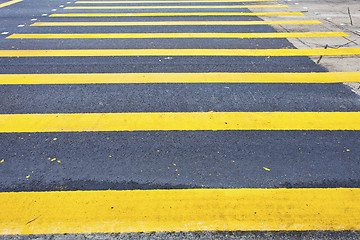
{"left": 0, "top": 0, "right": 360, "bottom": 238}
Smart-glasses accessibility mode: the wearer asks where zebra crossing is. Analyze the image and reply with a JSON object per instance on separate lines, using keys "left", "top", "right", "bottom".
{"left": 0, "top": 0, "right": 360, "bottom": 236}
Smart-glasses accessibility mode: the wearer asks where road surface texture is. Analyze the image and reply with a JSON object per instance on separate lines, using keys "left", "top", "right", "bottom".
{"left": 0, "top": 0, "right": 360, "bottom": 238}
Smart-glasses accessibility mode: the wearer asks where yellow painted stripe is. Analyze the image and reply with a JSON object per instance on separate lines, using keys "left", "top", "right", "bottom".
{"left": 0, "top": 0, "right": 22, "bottom": 8}
{"left": 1, "top": 72, "right": 359, "bottom": 85}
{"left": 1, "top": 48, "right": 359, "bottom": 57}
{"left": 1, "top": 188, "right": 360, "bottom": 235}
{"left": 0, "top": 112, "right": 360, "bottom": 132}
{"left": 50, "top": 12, "right": 304, "bottom": 17}
{"left": 31, "top": 20, "right": 322, "bottom": 26}
{"left": 65, "top": 4, "right": 288, "bottom": 9}
{"left": 76, "top": 0, "right": 277, "bottom": 3}
{"left": 7, "top": 32, "right": 347, "bottom": 39}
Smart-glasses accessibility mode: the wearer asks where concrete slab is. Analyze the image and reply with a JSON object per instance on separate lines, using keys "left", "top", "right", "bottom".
{"left": 258, "top": 0, "right": 360, "bottom": 94}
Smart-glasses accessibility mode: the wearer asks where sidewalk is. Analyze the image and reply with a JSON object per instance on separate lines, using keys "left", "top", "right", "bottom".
{"left": 259, "top": 0, "right": 360, "bottom": 94}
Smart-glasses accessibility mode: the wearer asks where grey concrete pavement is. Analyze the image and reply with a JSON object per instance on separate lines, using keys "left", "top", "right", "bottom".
{"left": 259, "top": 0, "right": 360, "bottom": 93}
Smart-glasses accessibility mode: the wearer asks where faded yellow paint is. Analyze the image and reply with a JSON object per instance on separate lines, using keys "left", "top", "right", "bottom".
{"left": 49, "top": 12, "right": 304, "bottom": 17}
{"left": 31, "top": 20, "right": 322, "bottom": 26}
{"left": 0, "top": 48, "right": 359, "bottom": 57}
{"left": 65, "top": 4, "right": 288, "bottom": 9}
{"left": 1, "top": 72, "right": 359, "bottom": 84}
{"left": 7, "top": 32, "right": 346, "bottom": 39}
{"left": 0, "top": 188, "right": 360, "bottom": 235}
{"left": 0, "top": 0, "right": 23, "bottom": 8}
{"left": 76, "top": 0, "right": 277, "bottom": 3}
{"left": 0, "top": 112, "right": 359, "bottom": 132}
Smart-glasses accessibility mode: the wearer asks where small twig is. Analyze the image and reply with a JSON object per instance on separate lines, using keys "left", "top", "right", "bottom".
{"left": 348, "top": 7, "right": 353, "bottom": 26}
{"left": 324, "top": 18, "right": 360, "bottom": 38}
{"left": 335, "top": 39, "right": 357, "bottom": 48}
{"left": 26, "top": 215, "right": 41, "bottom": 225}
{"left": 316, "top": 44, "right": 328, "bottom": 64}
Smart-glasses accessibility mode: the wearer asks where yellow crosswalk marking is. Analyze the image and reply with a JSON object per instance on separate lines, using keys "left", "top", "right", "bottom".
{"left": 1, "top": 188, "right": 359, "bottom": 235}
{"left": 0, "top": 48, "right": 359, "bottom": 57}
{"left": 0, "top": 112, "right": 359, "bottom": 132}
{"left": 2, "top": 72, "right": 358, "bottom": 84}
{"left": 0, "top": 0, "right": 23, "bottom": 8}
{"left": 7, "top": 32, "right": 347, "bottom": 39}
{"left": 65, "top": 4, "right": 288, "bottom": 9}
{"left": 31, "top": 20, "right": 323, "bottom": 26}
{"left": 50, "top": 12, "right": 304, "bottom": 17}
{"left": 76, "top": 0, "right": 277, "bottom": 3}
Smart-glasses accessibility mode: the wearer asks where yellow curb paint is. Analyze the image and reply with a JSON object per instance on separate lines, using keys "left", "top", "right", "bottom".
{"left": 49, "top": 12, "right": 304, "bottom": 17}
{"left": 0, "top": 48, "right": 359, "bottom": 57}
{"left": 31, "top": 20, "right": 323, "bottom": 26}
{"left": 76, "top": 0, "right": 277, "bottom": 3}
{"left": 1, "top": 188, "right": 360, "bottom": 235}
{"left": 1, "top": 72, "right": 359, "bottom": 84}
{"left": 0, "top": 0, "right": 23, "bottom": 8}
{"left": 64, "top": 4, "right": 288, "bottom": 9}
{"left": 7, "top": 32, "right": 347, "bottom": 39}
{"left": 0, "top": 112, "right": 359, "bottom": 132}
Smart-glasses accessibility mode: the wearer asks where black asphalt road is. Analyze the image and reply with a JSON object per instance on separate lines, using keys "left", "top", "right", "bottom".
{"left": 1, "top": 0, "right": 360, "bottom": 238}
